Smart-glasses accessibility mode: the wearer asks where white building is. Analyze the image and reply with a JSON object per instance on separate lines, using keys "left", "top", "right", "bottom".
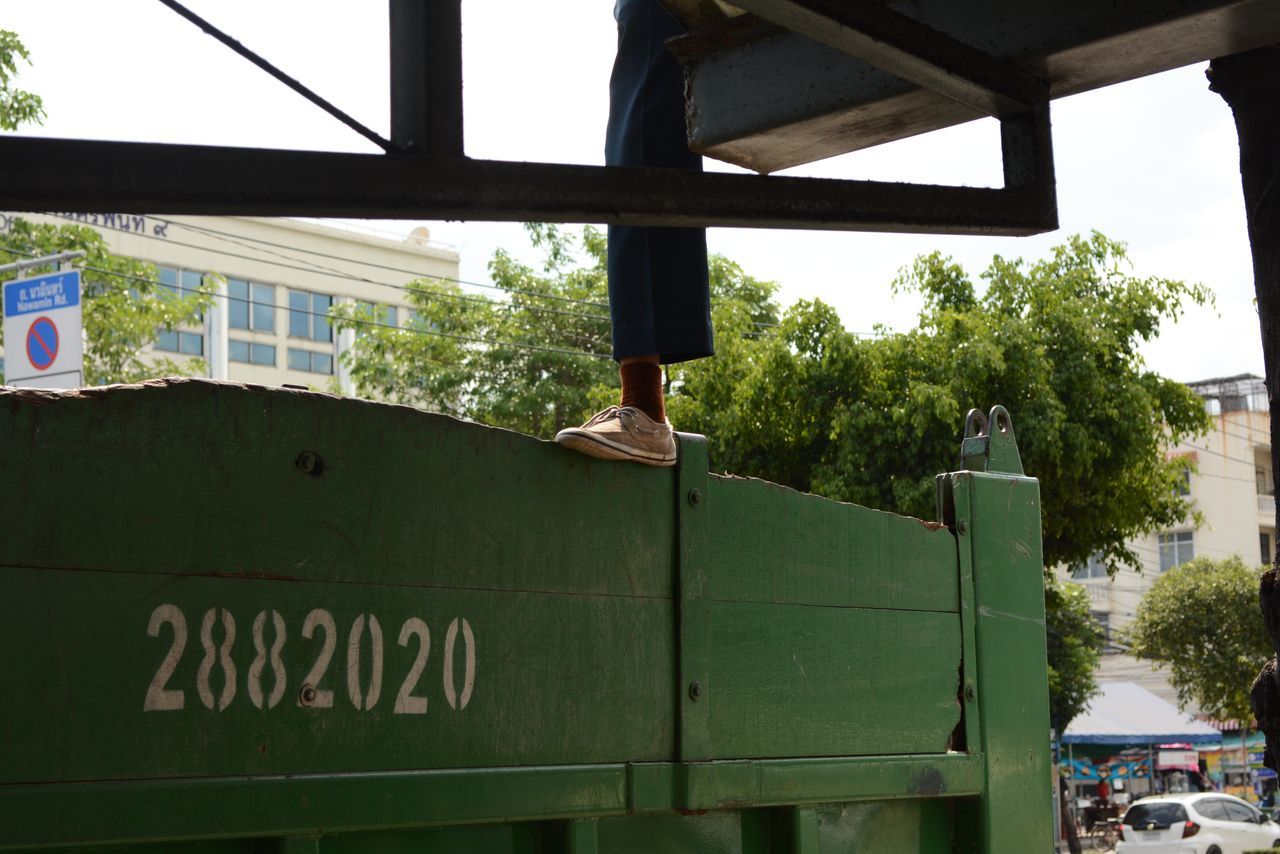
{"left": 1068, "top": 374, "right": 1272, "bottom": 707}
{"left": 0, "top": 212, "right": 460, "bottom": 392}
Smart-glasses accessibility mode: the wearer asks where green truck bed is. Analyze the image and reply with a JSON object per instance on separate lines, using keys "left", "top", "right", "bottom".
{"left": 0, "top": 379, "right": 1051, "bottom": 852}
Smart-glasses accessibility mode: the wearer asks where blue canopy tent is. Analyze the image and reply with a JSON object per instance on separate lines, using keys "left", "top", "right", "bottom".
{"left": 1061, "top": 683, "right": 1222, "bottom": 794}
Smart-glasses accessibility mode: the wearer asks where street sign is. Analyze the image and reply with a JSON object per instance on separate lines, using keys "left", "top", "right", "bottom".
{"left": 3, "top": 270, "right": 83, "bottom": 388}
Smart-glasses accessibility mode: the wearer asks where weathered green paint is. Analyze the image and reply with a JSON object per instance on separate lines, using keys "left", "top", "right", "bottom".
{"left": 0, "top": 381, "right": 1051, "bottom": 851}
{"left": 707, "top": 475, "right": 959, "bottom": 612}
{"left": 706, "top": 602, "right": 961, "bottom": 758}
{"left": 0, "top": 567, "right": 673, "bottom": 780}
{"left": 944, "top": 468, "right": 1053, "bottom": 853}
{"left": 676, "top": 754, "right": 983, "bottom": 809}
{"left": 677, "top": 434, "right": 713, "bottom": 761}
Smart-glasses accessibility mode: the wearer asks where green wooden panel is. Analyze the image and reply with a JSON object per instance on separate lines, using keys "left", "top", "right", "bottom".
{"left": 812, "top": 800, "right": 956, "bottom": 854}
{"left": 707, "top": 476, "right": 958, "bottom": 612}
{"left": 0, "top": 382, "right": 1054, "bottom": 852}
{"left": 678, "top": 754, "right": 982, "bottom": 809}
{"left": 0, "top": 765, "right": 629, "bottom": 852}
{"left": 950, "top": 470, "right": 1053, "bottom": 854}
{"left": 677, "top": 436, "right": 713, "bottom": 761}
{"left": 0, "top": 381, "right": 673, "bottom": 598}
{"left": 706, "top": 602, "right": 962, "bottom": 758}
{"left": 0, "top": 758, "right": 981, "bottom": 851}
{"left": 0, "top": 567, "right": 673, "bottom": 783}
{"left": 594, "top": 800, "right": 956, "bottom": 854}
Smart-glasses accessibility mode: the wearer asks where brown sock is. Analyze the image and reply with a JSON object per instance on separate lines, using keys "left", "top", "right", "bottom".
{"left": 620, "top": 361, "right": 665, "bottom": 422}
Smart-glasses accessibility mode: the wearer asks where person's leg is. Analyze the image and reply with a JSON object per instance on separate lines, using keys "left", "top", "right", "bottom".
{"left": 556, "top": 0, "right": 711, "bottom": 466}
{"left": 605, "top": 0, "right": 713, "bottom": 375}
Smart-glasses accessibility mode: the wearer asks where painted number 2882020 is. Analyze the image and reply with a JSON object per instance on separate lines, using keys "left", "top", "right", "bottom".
{"left": 142, "top": 604, "right": 475, "bottom": 714}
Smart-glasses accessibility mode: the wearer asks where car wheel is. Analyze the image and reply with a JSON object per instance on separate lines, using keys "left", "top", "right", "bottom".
{"left": 1204, "top": 846, "right": 1221, "bottom": 854}
{"left": 1272, "top": 840, "right": 1280, "bottom": 848}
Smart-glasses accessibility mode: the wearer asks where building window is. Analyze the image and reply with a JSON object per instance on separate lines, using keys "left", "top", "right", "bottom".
{"left": 357, "top": 301, "right": 397, "bottom": 331}
{"left": 228, "top": 279, "right": 275, "bottom": 332}
{"left": 229, "top": 339, "right": 276, "bottom": 367}
{"left": 158, "top": 266, "right": 205, "bottom": 298}
{"left": 1071, "top": 553, "right": 1108, "bottom": 580}
{"left": 1174, "top": 468, "right": 1190, "bottom": 497}
{"left": 288, "top": 347, "right": 333, "bottom": 375}
{"left": 1264, "top": 531, "right": 1274, "bottom": 567}
{"left": 1158, "top": 531, "right": 1194, "bottom": 572}
{"left": 288, "top": 290, "right": 333, "bottom": 342}
{"left": 155, "top": 330, "right": 204, "bottom": 356}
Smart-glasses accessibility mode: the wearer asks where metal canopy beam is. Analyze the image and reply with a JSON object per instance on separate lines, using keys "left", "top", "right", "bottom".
{"left": 729, "top": 0, "right": 1047, "bottom": 118}
{"left": 671, "top": 0, "right": 1280, "bottom": 173}
{"left": 0, "top": 135, "right": 1056, "bottom": 234}
{"left": 389, "top": 0, "right": 462, "bottom": 158}
{"left": 0, "top": 0, "right": 1059, "bottom": 235}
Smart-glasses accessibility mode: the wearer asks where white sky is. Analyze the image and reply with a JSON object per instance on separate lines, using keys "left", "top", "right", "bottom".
{"left": 4, "top": 0, "right": 1263, "bottom": 382}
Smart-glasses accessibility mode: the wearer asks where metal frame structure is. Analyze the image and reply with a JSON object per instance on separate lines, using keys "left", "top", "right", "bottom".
{"left": 0, "top": 0, "right": 1057, "bottom": 235}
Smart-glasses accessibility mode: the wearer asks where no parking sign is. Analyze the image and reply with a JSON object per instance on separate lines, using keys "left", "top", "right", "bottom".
{"left": 3, "top": 270, "right": 83, "bottom": 388}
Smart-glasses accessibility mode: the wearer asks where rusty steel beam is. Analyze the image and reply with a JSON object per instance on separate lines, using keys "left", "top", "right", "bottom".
{"left": 729, "top": 0, "right": 1047, "bottom": 117}
{"left": 0, "top": 136, "right": 1057, "bottom": 235}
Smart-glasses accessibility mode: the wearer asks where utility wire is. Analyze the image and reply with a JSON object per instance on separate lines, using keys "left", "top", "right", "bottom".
{"left": 0, "top": 249, "right": 615, "bottom": 361}
{"left": 46, "top": 214, "right": 615, "bottom": 320}
{"left": 38, "top": 214, "right": 875, "bottom": 336}
{"left": 164, "top": 217, "right": 616, "bottom": 317}
{"left": 164, "top": 215, "right": 610, "bottom": 308}
{"left": 162, "top": 217, "right": 797, "bottom": 331}
{"left": 154, "top": 0, "right": 393, "bottom": 152}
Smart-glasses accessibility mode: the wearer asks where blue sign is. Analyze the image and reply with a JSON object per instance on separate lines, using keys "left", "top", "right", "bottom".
{"left": 3, "top": 270, "right": 81, "bottom": 318}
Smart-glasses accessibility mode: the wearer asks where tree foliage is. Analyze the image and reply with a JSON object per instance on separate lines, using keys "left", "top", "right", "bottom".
{"left": 1128, "top": 555, "right": 1270, "bottom": 721}
{"left": 1045, "top": 580, "right": 1105, "bottom": 733}
{"left": 0, "top": 31, "right": 45, "bottom": 131}
{"left": 332, "top": 224, "right": 779, "bottom": 436}
{"left": 0, "top": 218, "right": 214, "bottom": 384}
{"left": 669, "top": 232, "right": 1212, "bottom": 572}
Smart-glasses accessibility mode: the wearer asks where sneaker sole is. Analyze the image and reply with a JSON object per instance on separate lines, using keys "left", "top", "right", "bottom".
{"left": 555, "top": 429, "right": 678, "bottom": 467}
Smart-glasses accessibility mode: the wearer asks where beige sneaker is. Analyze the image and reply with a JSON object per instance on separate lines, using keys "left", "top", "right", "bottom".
{"left": 555, "top": 406, "right": 678, "bottom": 467}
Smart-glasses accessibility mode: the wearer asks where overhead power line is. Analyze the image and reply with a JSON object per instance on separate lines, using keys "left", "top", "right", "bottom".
{"left": 0, "top": 247, "right": 614, "bottom": 361}
{"left": 154, "top": 0, "right": 393, "bottom": 152}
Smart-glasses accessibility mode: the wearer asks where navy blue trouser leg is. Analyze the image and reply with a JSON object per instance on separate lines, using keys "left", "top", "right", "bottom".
{"left": 606, "top": 0, "right": 713, "bottom": 364}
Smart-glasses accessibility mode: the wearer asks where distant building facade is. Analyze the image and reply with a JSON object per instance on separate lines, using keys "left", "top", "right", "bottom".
{"left": 0, "top": 212, "right": 460, "bottom": 393}
{"left": 1066, "top": 374, "right": 1272, "bottom": 708}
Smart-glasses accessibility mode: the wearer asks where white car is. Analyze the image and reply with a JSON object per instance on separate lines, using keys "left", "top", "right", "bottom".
{"left": 1116, "top": 792, "right": 1280, "bottom": 854}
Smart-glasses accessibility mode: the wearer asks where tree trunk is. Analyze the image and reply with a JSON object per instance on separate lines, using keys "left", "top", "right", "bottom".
{"left": 1209, "top": 45, "right": 1280, "bottom": 782}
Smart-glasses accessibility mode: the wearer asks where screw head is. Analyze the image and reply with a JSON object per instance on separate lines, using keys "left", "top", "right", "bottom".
{"left": 688, "top": 488, "right": 702, "bottom": 507}
{"left": 956, "top": 519, "right": 968, "bottom": 535}
{"left": 688, "top": 681, "right": 703, "bottom": 701}
{"left": 296, "top": 451, "right": 323, "bottom": 476}
{"left": 964, "top": 683, "right": 977, "bottom": 703}
{"left": 299, "top": 684, "right": 318, "bottom": 706}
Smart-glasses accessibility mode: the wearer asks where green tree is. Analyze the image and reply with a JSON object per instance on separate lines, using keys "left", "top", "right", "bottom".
{"left": 1045, "top": 580, "right": 1105, "bottom": 732}
{"left": 0, "top": 31, "right": 45, "bottom": 131}
{"left": 0, "top": 218, "right": 215, "bottom": 384}
{"left": 670, "top": 232, "right": 1212, "bottom": 573}
{"left": 332, "top": 224, "right": 780, "bottom": 436}
{"left": 1128, "top": 555, "right": 1270, "bottom": 721}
